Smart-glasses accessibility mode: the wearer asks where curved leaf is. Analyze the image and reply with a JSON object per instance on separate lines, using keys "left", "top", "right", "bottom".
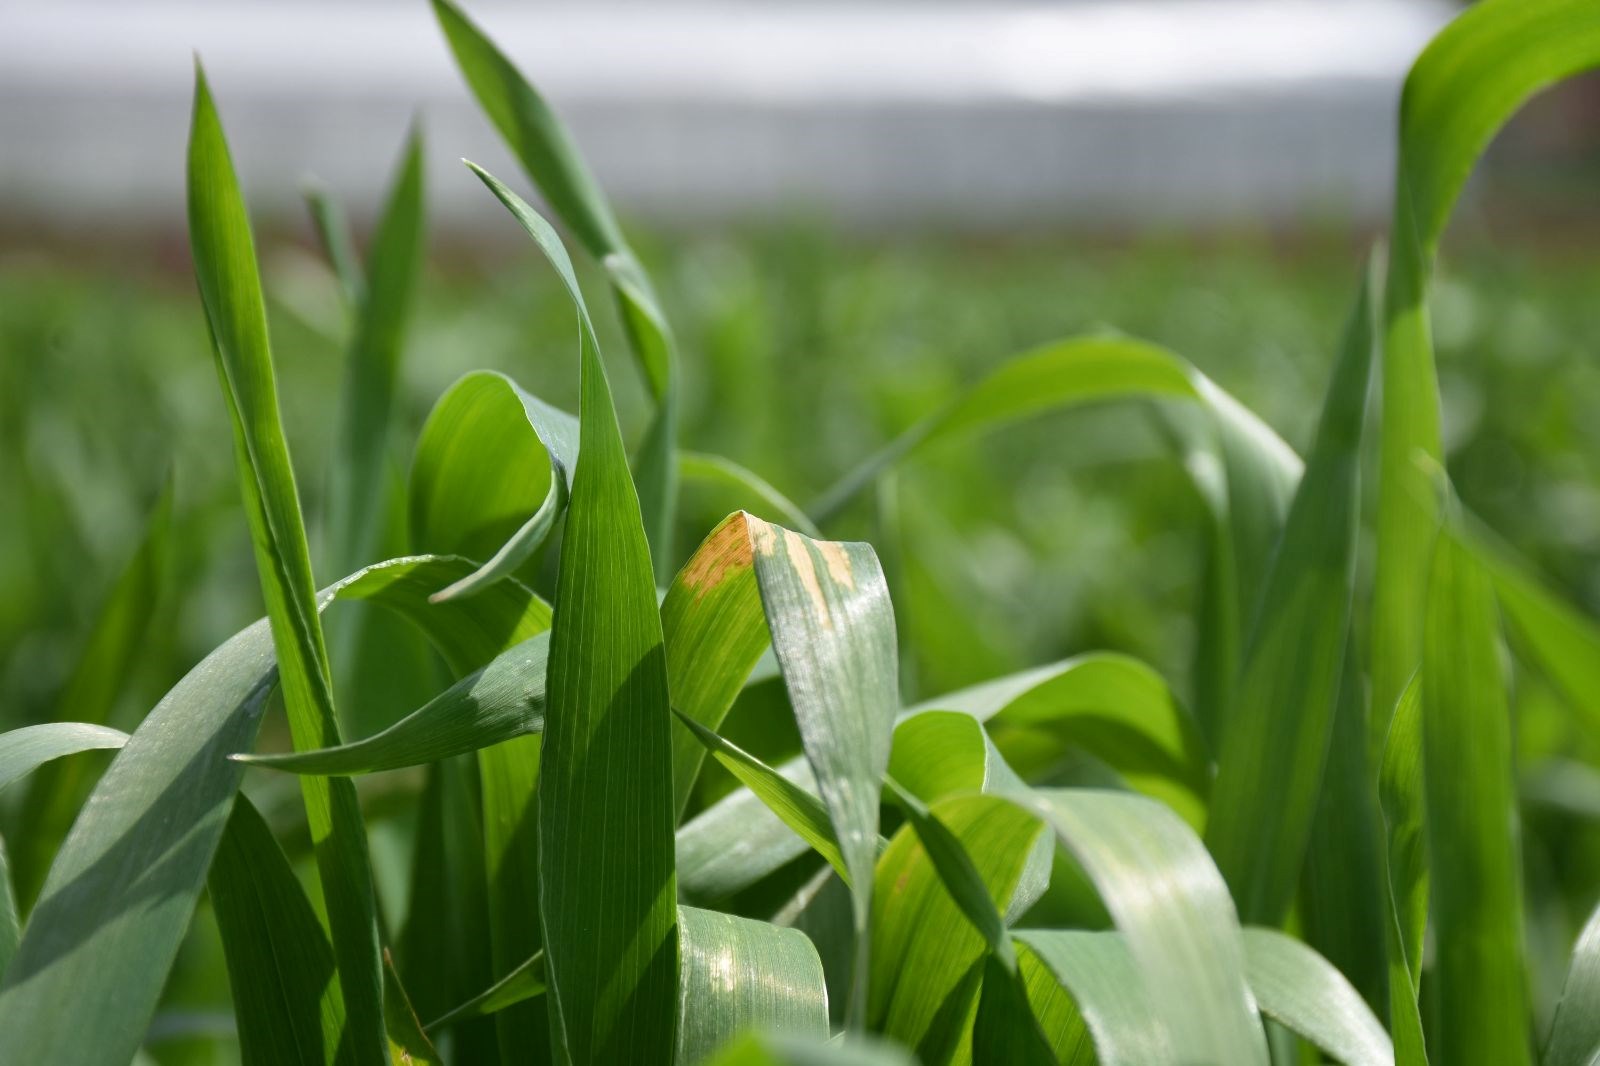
{"left": 1372, "top": 0, "right": 1600, "bottom": 733}
{"left": 426, "top": 906, "right": 829, "bottom": 1066}
{"left": 679, "top": 451, "right": 821, "bottom": 539}
{"left": 409, "top": 369, "right": 579, "bottom": 602}
{"left": 809, "top": 334, "right": 1297, "bottom": 521}
{"left": 1542, "top": 898, "right": 1600, "bottom": 1066}
{"left": 679, "top": 652, "right": 1197, "bottom": 903}
{"left": 745, "top": 516, "right": 897, "bottom": 1022}
{"left": 808, "top": 331, "right": 1299, "bottom": 748}
{"left": 1012, "top": 930, "right": 1168, "bottom": 1066}
{"left": 0, "top": 723, "right": 129, "bottom": 793}
{"left": 973, "top": 654, "right": 1207, "bottom": 827}
{"left": 1030, "top": 789, "right": 1267, "bottom": 1065}
{"left": 1240, "top": 928, "right": 1392, "bottom": 1066}
{"left": 236, "top": 632, "right": 549, "bottom": 775}
{"left": 869, "top": 793, "right": 1047, "bottom": 1061}
{"left": 675, "top": 711, "right": 850, "bottom": 886}
{"left": 427, "top": 952, "right": 546, "bottom": 1033}
{"left": 432, "top": 0, "right": 680, "bottom": 576}
{"left": 661, "top": 509, "right": 898, "bottom": 1022}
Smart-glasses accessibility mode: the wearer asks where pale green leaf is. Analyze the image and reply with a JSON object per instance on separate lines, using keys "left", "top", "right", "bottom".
{"left": 1030, "top": 789, "right": 1267, "bottom": 1065}
{"left": 1011, "top": 930, "right": 1168, "bottom": 1066}
{"left": 1240, "top": 927, "right": 1392, "bottom": 1066}
{"left": 0, "top": 723, "right": 129, "bottom": 793}
{"left": 1542, "top": 899, "right": 1600, "bottom": 1066}
{"left": 745, "top": 515, "right": 898, "bottom": 1023}
{"left": 677, "top": 906, "right": 830, "bottom": 1065}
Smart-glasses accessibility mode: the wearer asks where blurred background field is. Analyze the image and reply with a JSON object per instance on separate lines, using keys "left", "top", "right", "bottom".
{"left": 6, "top": 224, "right": 1600, "bottom": 728}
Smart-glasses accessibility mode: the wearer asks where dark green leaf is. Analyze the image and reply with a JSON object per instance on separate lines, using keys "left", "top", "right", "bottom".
{"left": 237, "top": 631, "right": 549, "bottom": 775}
{"left": 0, "top": 555, "right": 523, "bottom": 1066}
{"left": 1379, "top": 677, "right": 1428, "bottom": 1066}
{"left": 677, "top": 906, "right": 830, "bottom": 1065}
{"left": 1372, "top": 0, "right": 1600, "bottom": 736}
{"left": 328, "top": 126, "right": 426, "bottom": 578}
{"left": 188, "top": 64, "right": 384, "bottom": 1059}
{"left": 1207, "top": 263, "right": 1374, "bottom": 924}
{"left": 209, "top": 793, "right": 345, "bottom": 1066}
{"left": 1423, "top": 528, "right": 1530, "bottom": 1064}
{"left": 470, "top": 164, "right": 678, "bottom": 1063}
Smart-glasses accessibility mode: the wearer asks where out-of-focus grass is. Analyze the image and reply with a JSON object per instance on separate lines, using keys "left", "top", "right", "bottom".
{"left": 3, "top": 228, "right": 1597, "bottom": 726}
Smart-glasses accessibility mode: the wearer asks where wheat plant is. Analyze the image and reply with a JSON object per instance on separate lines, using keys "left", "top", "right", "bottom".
{"left": 2, "top": 0, "right": 1600, "bottom": 1063}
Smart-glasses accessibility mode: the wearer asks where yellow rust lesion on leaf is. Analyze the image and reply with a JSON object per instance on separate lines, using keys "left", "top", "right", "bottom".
{"left": 745, "top": 514, "right": 858, "bottom": 627}
{"left": 782, "top": 527, "right": 832, "bottom": 628}
{"left": 678, "top": 512, "right": 756, "bottom": 600}
{"left": 818, "top": 540, "right": 855, "bottom": 589}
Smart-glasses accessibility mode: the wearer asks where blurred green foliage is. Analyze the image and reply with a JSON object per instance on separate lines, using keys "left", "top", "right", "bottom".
{"left": 3, "top": 228, "right": 1598, "bottom": 729}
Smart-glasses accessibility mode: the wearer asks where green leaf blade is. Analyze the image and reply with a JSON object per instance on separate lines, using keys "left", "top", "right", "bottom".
{"left": 1239, "top": 928, "right": 1392, "bottom": 1066}
{"left": 1206, "top": 264, "right": 1374, "bottom": 924}
{"left": 470, "top": 166, "right": 678, "bottom": 1063}
{"left": 187, "top": 66, "right": 385, "bottom": 1060}
{"left": 1423, "top": 529, "right": 1531, "bottom": 1065}
{"left": 209, "top": 794, "right": 346, "bottom": 1066}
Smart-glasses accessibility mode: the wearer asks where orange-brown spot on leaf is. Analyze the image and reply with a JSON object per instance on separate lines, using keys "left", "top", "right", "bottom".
{"left": 678, "top": 512, "right": 755, "bottom": 600}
